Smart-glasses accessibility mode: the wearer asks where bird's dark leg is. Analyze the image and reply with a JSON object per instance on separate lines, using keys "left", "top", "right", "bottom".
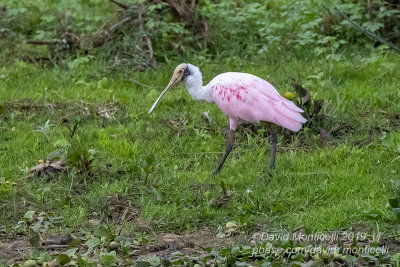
{"left": 267, "top": 127, "right": 278, "bottom": 170}
{"left": 213, "top": 129, "right": 234, "bottom": 175}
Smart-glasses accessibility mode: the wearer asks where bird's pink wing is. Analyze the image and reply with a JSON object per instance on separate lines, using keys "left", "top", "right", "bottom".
{"left": 208, "top": 72, "right": 306, "bottom": 131}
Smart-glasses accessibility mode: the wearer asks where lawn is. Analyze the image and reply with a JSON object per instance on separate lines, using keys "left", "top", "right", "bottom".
{"left": 0, "top": 52, "right": 400, "bottom": 265}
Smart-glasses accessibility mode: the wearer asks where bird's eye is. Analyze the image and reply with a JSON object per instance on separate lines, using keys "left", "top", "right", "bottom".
{"left": 178, "top": 70, "right": 183, "bottom": 73}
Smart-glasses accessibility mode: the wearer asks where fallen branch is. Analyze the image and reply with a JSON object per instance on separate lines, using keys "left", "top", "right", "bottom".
{"left": 334, "top": 7, "right": 400, "bottom": 53}
{"left": 29, "top": 160, "right": 70, "bottom": 178}
{"left": 41, "top": 244, "right": 69, "bottom": 249}
{"left": 109, "top": 0, "right": 128, "bottom": 9}
{"left": 24, "top": 40, "right": 57, "bottom": 45}
{"left": 109, "top": 16, "right": 131, "bottom": 32}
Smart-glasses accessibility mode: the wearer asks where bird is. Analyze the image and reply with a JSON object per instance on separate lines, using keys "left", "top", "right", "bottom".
{"left": 149, "top": 63, "right": 307, "bottom": 174}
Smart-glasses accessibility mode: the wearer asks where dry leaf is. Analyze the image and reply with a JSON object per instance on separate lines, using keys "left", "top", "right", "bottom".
{"left": 209, "top": 190, "right": 234, "bottom": 207}
{"left": 97, "top": 103, "right": 119, "bottom": 119}
{"left": 29, "top": 160, "right": 69, "bottom": 178}
{"left": 319, "top": 128, "right": 333, "bottom": 142}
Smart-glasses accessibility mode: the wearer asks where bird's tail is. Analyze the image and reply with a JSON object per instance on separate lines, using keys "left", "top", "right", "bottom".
{"left": 273, "top": 100, "right": 307, "bottom": 132}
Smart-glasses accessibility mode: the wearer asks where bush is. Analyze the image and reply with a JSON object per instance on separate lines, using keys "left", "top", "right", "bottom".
{"left": 0, "top": 0, "right": 399, "bottom": 67}
{"left": 202, "top": 0, "right": 399, "bottom": 58}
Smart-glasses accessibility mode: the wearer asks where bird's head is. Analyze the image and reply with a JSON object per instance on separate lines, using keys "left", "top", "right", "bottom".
{"left": 148, "top": 63, "right": 190, "bottom": 114}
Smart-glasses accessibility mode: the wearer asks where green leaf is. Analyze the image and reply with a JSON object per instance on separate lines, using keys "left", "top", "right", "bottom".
{"left": 29, "top": 233, "right": 40, "bottom": 247}
{"left": 68, "top": 238, "right": 81, "bottom": 248}
{"left": 292, "top": 253, "right": 305, "bottom": 262}
{"left": 361, "top": 254, "right": 377, "bottom": 261}
{"left": 101, "top": 254, "right": 115, "bottom": 266}
{"left": 151, "top": 187, "right": 162, "bottom": 202}
{"left": 231, "top": 246, "right": 240, "bottom": 255}
{"left": 24, "top": 211, "right": 35, "bottom": 220}
{"left": 346, "top": 254, "right": 357, "bottom": 263}
{"left": 57, "top": 254, "right": 71, "bottom": 265}
{"left": 65, "top": 248, "right": 78, "bottom": 257}
{"left": 31, "top": 217, "right": 43, "bottom": 233}
{"left": 391, "top": 253, "right": 400, "bottom": 263}
{"left": 148, "top": 255, "right": 161, "bottom": 266}
{"left": 85, "top": 237, "right": 100, "bottom": 248}
{"left": 241, "top": 245, "right": 253, "bottom": 255}
{"left": 216, "top": 232, "right": 225, "bottom": 238}
{"left": 93, "top": 225, "right": 114, "bottom": 240}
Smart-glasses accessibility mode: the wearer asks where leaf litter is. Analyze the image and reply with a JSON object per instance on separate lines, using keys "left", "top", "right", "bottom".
{"left": 29, "top": 160, "right": 69, "bottom": 178}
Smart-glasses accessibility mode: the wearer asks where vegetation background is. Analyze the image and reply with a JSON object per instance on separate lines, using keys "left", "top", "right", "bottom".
{"left": 0, "top": 0, "right": 400, "bottom": 266}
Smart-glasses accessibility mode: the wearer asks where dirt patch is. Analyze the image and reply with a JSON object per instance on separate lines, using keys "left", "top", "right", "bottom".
{"left": 0, "top": 228, "right": 236, "bottom": 265}
{"left": 0, "top": 233, "right": 71, "bottom": 265}
{"left": 1, "top": 227, "right": 398, "bottom": 265}
{"left": 104, "top": 195, "right": 237, "bottom": 257}
{"left": 0, "top": 235, "right": 31, "bottom": 265}
{"left": 138, "top": 228, "right": 237, "bottom": 258}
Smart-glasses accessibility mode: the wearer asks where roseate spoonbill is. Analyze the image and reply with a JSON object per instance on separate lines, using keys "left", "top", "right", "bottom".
{"left": 149, "top": 63, "right": 306, "bottom": 174}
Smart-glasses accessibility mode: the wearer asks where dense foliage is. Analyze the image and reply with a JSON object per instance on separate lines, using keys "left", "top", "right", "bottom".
{"left": 0, "top": 0, "right": 399, "bottom": 67}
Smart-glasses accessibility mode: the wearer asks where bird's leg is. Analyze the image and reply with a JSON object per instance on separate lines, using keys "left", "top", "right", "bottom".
{"left": 213, "top": 129, "right": 234, "bottom": 175}
{"left": 267, "top": 127, "right": 278, "bottom": 170}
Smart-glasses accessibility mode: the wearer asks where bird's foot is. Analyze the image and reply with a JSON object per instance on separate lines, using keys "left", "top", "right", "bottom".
{"left": 266, "top": 169, "right": 274, "bottom": 179}
{"left": 269, "top": 161, "right": 276, "bottom": 170}
{"left": 212, "top": 168, "right": 221, "bottom": 176}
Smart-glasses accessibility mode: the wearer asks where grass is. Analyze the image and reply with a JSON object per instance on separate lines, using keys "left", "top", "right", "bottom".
{"left": 0, "top": 51, "right": 400, "bottom": 265}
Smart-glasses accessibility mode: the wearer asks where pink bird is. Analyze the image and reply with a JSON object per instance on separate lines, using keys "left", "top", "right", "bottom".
{"left": 149, "top": 63, "right": 306, "bottom": 174}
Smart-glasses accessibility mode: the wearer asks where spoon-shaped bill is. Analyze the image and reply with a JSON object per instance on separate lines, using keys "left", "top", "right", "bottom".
{"left": 148, "top": 74, "right": 180, "bottom": 114}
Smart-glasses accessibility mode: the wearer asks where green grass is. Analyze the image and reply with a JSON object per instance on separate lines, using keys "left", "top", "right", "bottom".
{"left": 0, "top": 52, "right": 400, "bottom": 264}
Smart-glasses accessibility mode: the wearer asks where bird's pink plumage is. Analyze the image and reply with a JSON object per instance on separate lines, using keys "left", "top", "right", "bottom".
{"left": 208, "top": 72, "right": 307, "bottom": 131}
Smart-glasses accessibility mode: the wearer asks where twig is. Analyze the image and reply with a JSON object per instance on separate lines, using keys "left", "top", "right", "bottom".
{"left": 109, "top": 0, "right": 128, "bottom": 9}
{"left": 203, "top": 22, "right": 209, "bottom": 47}
{"left": 129, "top": 78, "right": 150, "bottom": 88}
{"left": 193, "top": 126, "right": 216, "bottom": 132}
{"left": 41, "top": 244, "right": 68, "bottom": 249}
{"left": 138, "top": 5, "right": 154, "bottom": 59}
{"left": 192, "top": 242, "right": 208, "bottom": 251}
{"left": 247, "top": 196, "right": 255, "bottom": 206}
{"left": 24, "top": 40, "right": 57, "bottom": 45}
{"left": 191, "top": 0, "right": 196, "bottom": 10}
{"left": 145, "top": 36, "right": 154, "bottom": 59}
{"left": 118, "top": 208, "right": 129, "bottom": 235}
{"left": 109, "top": 16, "right": 131, "bottom": 32}
{"left": 165, "top": 0, "right": 186, "bottom": 18}
{"left": 159, "top": 121, "right": 178, "bottom": 131}
{"left": 293, "top": 225, "right": 305, "bottom": 232}
{"left": 334, "top": 8, "right": 400, "bottom": 53}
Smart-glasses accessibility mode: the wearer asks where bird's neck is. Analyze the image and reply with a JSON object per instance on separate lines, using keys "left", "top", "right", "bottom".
{"left": 184, "top": 64, "right": 213, "bottom": 103}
